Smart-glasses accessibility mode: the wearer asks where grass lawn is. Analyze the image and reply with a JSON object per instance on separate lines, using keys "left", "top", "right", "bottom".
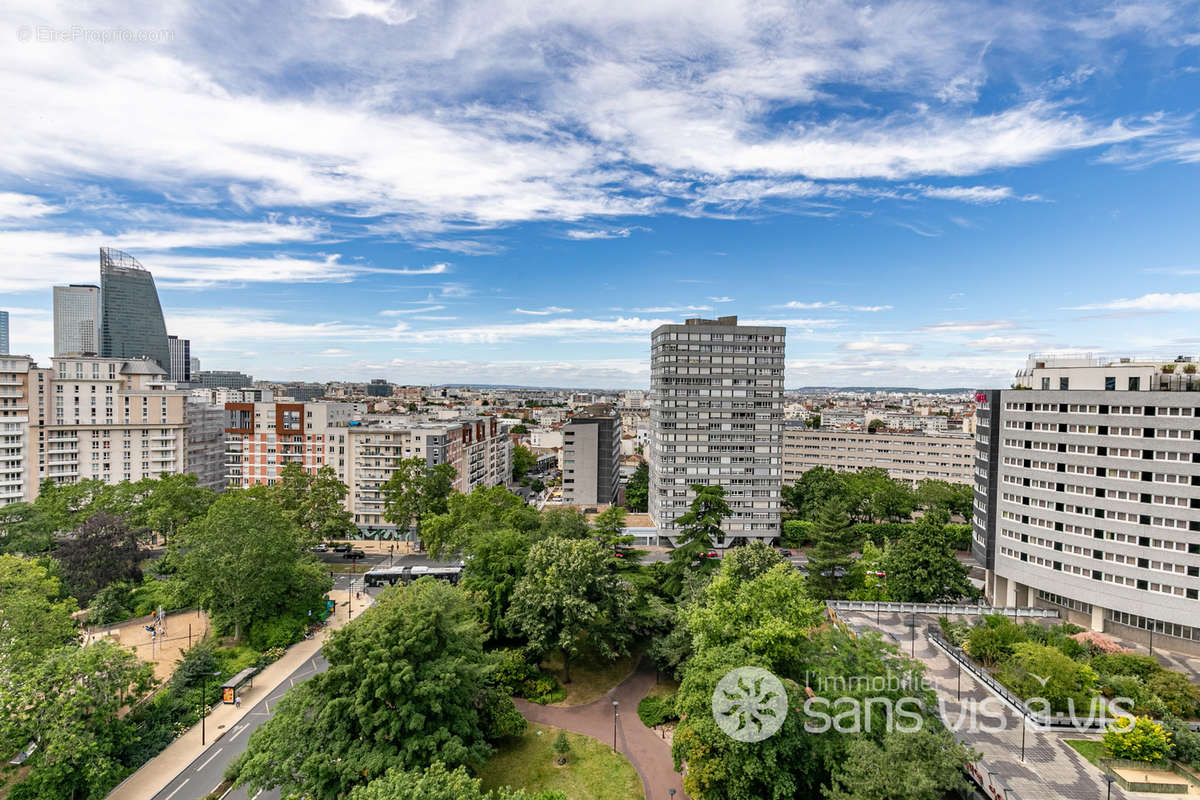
{"left": 478, "top": 725, "right": 643, "bottom": 800}
{"left": 1064, "top": 739, "right": 1107, "bottom": 767}
{"left": 644, "top": 676, "right": 679, "bottom": 700}
{"left": 540, "top": 653, "right": 636, "bottom": 707}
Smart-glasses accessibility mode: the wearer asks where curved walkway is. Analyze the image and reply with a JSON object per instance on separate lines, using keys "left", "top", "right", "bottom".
{"left": 514, "top": 657, "right": 689, "bottom": 800}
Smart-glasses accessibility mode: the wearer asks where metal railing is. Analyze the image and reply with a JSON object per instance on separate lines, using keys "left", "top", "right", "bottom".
{"left": 829, "top": 600, "right": 1060, "bottom": 618}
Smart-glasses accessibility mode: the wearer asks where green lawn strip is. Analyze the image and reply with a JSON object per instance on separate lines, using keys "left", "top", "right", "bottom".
{"left": 541, "top": 653, "right": 636, "bottom": 707}
{"left": 477, "top": 724, "right": 644, "bottom": 800}
{"left": 1064, "top": 738, "right": 1107, "bottom": 767}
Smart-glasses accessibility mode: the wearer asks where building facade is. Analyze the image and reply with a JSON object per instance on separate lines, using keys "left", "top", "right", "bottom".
{"left": 562, "top": 406, "right": 621, "bottom": 505}
{"left": 185, "top": 400, "right": 227, "bottom": 491}
{"left": 40, "top": 356, "right": 188, "bottom": 487}
{"left": 973, "top": 355, "right": 1200, "bottom": 652}
{"left": 0, "top": 311, "right": 8, "bottom": 355}
{"left": 223, "top": 400, "right": 355, "bottom": 490}
{"left": 99, "top": 248, "right": 171, "bottom": 371}
{"left": 649, "top": 315, "right": 785, "bottom": 545}
{"left": 783, "top": 425, "right": 974, "bottom": 485}
{"left": 0, "top": 356, "right": 38, "bottom": 505}
{"left": 194, "top": 370, "right": 254, "bottom": 389}
{"left": 53, "top": 284, "right": 102, "bottom": 356}
{"left": 168, "top": 336, "right": 191, "bottom": 383}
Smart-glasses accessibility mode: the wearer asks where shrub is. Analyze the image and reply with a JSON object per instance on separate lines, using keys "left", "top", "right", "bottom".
{"left": 1103, "top": 716, "right": 1172, "bottom": 762}
{"left": 86, "top": 582, "right": 133, "bottom": 625}
{"left": 637, "top": 693, "right": 679, "bottom": 727}
{"left": 849, "top": 522, "right": 907, "bottom": 546}
{"left": 1101, "top": 674, "right": 1148, "bottom": 708}
{"left": 257, "top": 647, "right": 287, "bottom": 667}
{"left": 553, "top": 731, "right": 571, "bottom": 765}
{"left": 1145, "top": 670, "right": 1200, "bottom": 719}
{"left": 1070, "top": 631, "right": 1130, "bottom": 655}
{"left": 128, "top": 578, "right": 175, "bottom": 617}
{"left": 248, "top": 613, "right": 305, "bottom": 650}
{"left": 938, "top": 616, "right": 971, "bottom": 648}
{"left": 490, "top": 648, "right": 537, "bottom": 694}
{"left": 781, "top": 519, "right": 816, "bottom": 547}
{"left": 965, "top": 615, "right": 1026, "bottom": 666}
{"left": 997, "top": 642, "right": 1098, "bottom": 714}
{"left": 1162, "top": 713, "right": 1200, "bottom": 768}
{"left": 943, "top": 524, "right": 973, "bottom": 551}
{"left": 1091, "top": 653, "right": 1163, "bottom": 682}
{"left": 173, "top": 641, "right": 220, "bottom": 690}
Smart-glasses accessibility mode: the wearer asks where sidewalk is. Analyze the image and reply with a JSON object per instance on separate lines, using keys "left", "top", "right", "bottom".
{"left": 106, "top": 588, "right": 372, "bottom": 800}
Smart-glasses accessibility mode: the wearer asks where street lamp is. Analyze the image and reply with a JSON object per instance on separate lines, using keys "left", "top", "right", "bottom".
{"left": 612, "top": 700, "right": 619, "bottom": 753}
{"left": 201, "top": 671, "right": 220, "bottom": 746}
{"left": 1020, "top": 715, "right": 1027, "bottom": 762}
{"left": 910, "top": 610, "right": 917, "bottom": 657}
{"left": 668, "top": 790, "right": 676, "bottom": 799}
{"left": 1106, "top": 774, "right": 1117, "bottom": 800}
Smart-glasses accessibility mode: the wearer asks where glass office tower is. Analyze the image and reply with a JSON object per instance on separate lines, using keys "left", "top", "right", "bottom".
{"left": 99, "top": 247, "right": 171, "bottom": 370}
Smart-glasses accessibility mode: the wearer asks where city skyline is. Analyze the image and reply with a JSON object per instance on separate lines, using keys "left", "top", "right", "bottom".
{"left": 2, "top": 1, "right": 1199, "bottom": 388}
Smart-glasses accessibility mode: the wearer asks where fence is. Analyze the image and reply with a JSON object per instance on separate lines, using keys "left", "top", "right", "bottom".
{"left": 829, "top": 600, "right": 1060, "bottom": 619}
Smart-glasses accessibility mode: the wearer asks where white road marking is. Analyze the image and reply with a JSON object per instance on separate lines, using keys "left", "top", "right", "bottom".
{"left": 163, "top": 778, "right": 189, "bottom": 800}
{"left": 228, "top": 723, "right": 249, "bottom": 742}
{"left": 251, "top": 790, "right": 263, "bottom": 799}
{"left": 198, "top": 748, "right": 223, "bottom": 771}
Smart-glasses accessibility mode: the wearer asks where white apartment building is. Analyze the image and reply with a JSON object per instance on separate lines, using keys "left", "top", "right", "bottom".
{"left": 649, "top": 316, "right": 785, "bottom": 545}
{"left": 185, "top": 400, "right": 228, "bottom": 491}
{"left": 0, "top": 356, "right": 38, "bottom": 505}
{"left": 783, "top": 426, "right": 974, "bottom": 485}
{"left": 974, "top": 355, "right": 1200, "bottom": 653}
{"left": 41, "top": 356, "right": 188, "bottom": 486}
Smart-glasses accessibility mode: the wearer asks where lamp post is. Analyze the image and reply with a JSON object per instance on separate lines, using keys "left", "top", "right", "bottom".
{"left": 669, "top": 790, "right": 676, "bottom": 799}
{"left": 910, "top": 610, "right": 917, "bottom": 657}
{"left": 612, "top": 700, "right": 619, "bottom": 753}
{"left": 1149, "top": 621, "right": 1155, "bottom": 657}
{"left": 1020, "top": 715, "right": 1027, "bottom": 762}
{"left": 1106, "top": 774, "right": 1117, "bottom": 800}
{"left": 957, "top": 658, "right": 962, "bottom": 701}
{"left": 201, "top": 671, "right": 220, "bottom": 746}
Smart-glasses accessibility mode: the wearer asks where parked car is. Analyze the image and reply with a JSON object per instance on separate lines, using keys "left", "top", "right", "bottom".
{"left": 343, "top": 549, "right": 366, "bottom": 560}
{"left": 704, "top": 550, "right": 719, "bottom": 558}
{"left": 779, "top": 548, "right": 793, "bottom": 556}
{"left": 333, "top": 543, "right": 351, "bottom": 553}
{"left": 312, "top": 543, "right": 329, "bottom": 552}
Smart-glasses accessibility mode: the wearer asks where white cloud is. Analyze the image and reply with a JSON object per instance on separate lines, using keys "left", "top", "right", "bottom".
{"left": 906, "top": 184, "right": 1043, "bottom": 204}
{"left": 1068, "top": 292, "right": 1200, "bottom": 312}
{"left": 631, "top": 305, "right": 712, "bottom": 313}
{"left": 0, "top": 192, "right": 60, "bottom": 221}
{"left": 916, "top": 320, "right": 1017, "bottom": 333}
{"left": 513, "top": 306, "right": 573, "bottom": 315}
{"left": 775, "top": 300, "right": 892, "bottom": 312}
{"left": 964, "top": 335, "right": 1042, "bottom": 351}
{"left": 841, "top": 340, "right": 915, "bottom": 353}
{"left": 379, "top": 305, "right": 448, "bottom": 315}
{"left": 564, "top": 227, "right": 648, "bottom": 240}
{"left": 708, "top": 296, "right": 734, "bottom": 303}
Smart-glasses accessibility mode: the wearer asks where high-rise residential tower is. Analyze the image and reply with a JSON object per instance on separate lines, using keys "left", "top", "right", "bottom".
{"left": 168, "top": 335, "right": 191, "bottom": 383}
{"left": 973, "top": 354, "right": 1200, "bottom": 654}
{"left": 53, "top": 284, "right": 102, "bottom": 356}
{"left": 99, "top": 247, "right": 171, "bottom": 370}
{"left": 649, "top": 315, "right": 785, "bottom": 545}
{"left": 0, "top": 311, "right": 8, "bottom": 355}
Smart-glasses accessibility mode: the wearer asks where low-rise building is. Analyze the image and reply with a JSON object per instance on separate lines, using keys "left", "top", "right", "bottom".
{"left": 783, "top": 425, "right": 974, "bottom": 485}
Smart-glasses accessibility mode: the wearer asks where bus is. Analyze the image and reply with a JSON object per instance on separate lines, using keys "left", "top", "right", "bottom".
{"left": 363, "top": 564, "right": 464, "bottom": 587}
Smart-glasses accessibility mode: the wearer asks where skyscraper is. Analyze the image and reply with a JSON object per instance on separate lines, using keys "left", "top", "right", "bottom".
{"left": 649, "top": 315, "right": 785, "bottom": 546}
{"left": 53, "top": 285, "right": 102, "bottom": 356}
{"left": 0, "top": 311, "right": 8, "bottom": 355}
{"left": 99, "top": 247, "right": 170, "bottom": 370}
{"left": 168, "top": 335, "right": 191, "bottom": 383}
{"left": 562, "top": 405, "right": 621, "bottom": 505}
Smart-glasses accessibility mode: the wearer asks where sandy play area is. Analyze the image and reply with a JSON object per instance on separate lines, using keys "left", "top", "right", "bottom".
{"left": 89, "top": 608, "right": 211, "bottom": 682}
{"left": 1111, "top": 765, "right": 1200, "bottom": 796}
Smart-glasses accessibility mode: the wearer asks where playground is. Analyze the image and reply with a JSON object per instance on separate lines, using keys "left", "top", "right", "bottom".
{"left": 89, "top": 608, "right": 211, "bottom": 682}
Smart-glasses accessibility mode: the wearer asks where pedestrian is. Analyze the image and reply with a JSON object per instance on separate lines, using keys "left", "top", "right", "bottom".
{"left": 235, "top": 695, "right": 242, "bottom": 709}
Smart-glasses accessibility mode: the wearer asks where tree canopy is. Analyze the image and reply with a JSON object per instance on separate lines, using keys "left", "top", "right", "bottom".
{"left": 381, "top": 457, "right": 458, "bottom": 545}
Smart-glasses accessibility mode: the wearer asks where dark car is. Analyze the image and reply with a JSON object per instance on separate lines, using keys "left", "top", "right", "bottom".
{"left": 343, "top": 549, "right": 366, "bottom": 560}
{"left": 333, "top": 543, "right": 351, "bottom": 553}
{"left": 779, "top": 548, "right": 793, "bottom": 557}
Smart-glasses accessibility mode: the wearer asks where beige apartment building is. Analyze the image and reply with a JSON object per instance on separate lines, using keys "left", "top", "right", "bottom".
{"left": 783, "top": 425, "right": 974, "bottom": 485}
{"left": 41, "top": 356, "right": 189, "bottom": 487}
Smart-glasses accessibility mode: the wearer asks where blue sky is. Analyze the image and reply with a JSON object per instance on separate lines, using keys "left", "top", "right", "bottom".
{"left": 2, "top": 0, "right": 1199, "bottom": 388}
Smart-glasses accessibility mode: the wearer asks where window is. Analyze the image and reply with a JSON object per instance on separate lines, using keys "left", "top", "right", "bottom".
{"left": 1105, "top": 376, "right": 1116, "bottom": 391}
{"left": 1059, "top": 377, "right": 1070, "bottom": 390}
{"left": 1128, "top": 376, "right": 1140, "bottom": 391}
{"left": 1041, "top": 377, "right": 1050, "bottom": 390}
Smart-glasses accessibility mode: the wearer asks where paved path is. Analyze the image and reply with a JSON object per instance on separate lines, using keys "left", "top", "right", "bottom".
{"left": 106, "top": 588, "right": 375, "bottom": 800}
{"left": 515, "top": 658, "right": 688, "bottom": 800}
{"left": 841, "top": 611, "right": 1147, "bottom": 800}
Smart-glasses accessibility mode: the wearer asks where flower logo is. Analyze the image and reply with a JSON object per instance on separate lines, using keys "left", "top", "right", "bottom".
{"left": 712, "top": 666, "right": 788, "bottom": 742}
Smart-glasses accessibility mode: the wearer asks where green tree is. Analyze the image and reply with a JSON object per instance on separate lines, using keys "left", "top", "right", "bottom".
{"left": 173, "top": 490, "right": 330, "bottom": 639}
{"left": 624, "top": 461, "right": 649, "bottom": 512}
{"left": 30, "top": 479, "right": 126, "bottom": 534}
{"left": 421, "top": 485, "right": 539, "bottom": 559}
{"left": 592, "top": 505, "right": 638, "bottom": 563}
{"left": 236, "top": 580, "right": 507, "bottom": 799}
{"left": 538, "top": 506, "right": 590, "bottom": 540}
{"left": 381, "top": 457, "right": 458, "bottom": 548}
{"left": 665, "top": 485, "right": 730, "bottom": 594}
{"left": 127, "top": 473, "right": 217, "bottom": 545}
{"left": 53, "top": 512, "right": 142, "bottom": 606}
{"left": 509, "top": 423, "right": 529, "bottom": 434}
{"left": 914, "top": 479, "right": 973, "bottom": 519}
{"left": 346, "top": 762, "right": 564, "bottom": 800}
{"left": 461, "top": 528, "right": 531, "bottom": 641}
{"left": 825, "top": 727, "right": 977, "bottom": 800}
{"left": 998, "top": 642, "right": 1098, "bottom": 714}
{"left": 507, "top": 537, "right": 633, "bottom": 682}
{"left": 964, "top": 615, "right": 1025, "bottom": 667}
{"left": 720, "top": 540, "right": 785, "bottom": 584}
{"left": 882, "top": 510, "right": 973, "bottom": 603}
{"left": 1145, "top": 670, "right": 1200, "bottom": 719}
{"left": 511, "top": 444, "right": 536, "bottom": 481}
{"left": 805, "top": 501, "right": 857, "bottom": 600}
{"left": 0, "top": 555, "right": 79, "bottom": 678}
{"left": 781, "top": 466, "right": 847, "bottom": 520}
{"left": 845, "top": 468, "right": 915, "bottom": 522}
{"left": 1103, "top": 716, "right": 1172, "bottom": 762}
{"left": 271, "top": 463, "right": 356, "bottom": 544}
{"left": 0, "top": 501, "right": 56, "bottom": 554}
{"left": 1, "top": 640, "right": 154, "bottom": 800}
{"left": 552, "top": 731, "right": 571, "bottom": 765}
